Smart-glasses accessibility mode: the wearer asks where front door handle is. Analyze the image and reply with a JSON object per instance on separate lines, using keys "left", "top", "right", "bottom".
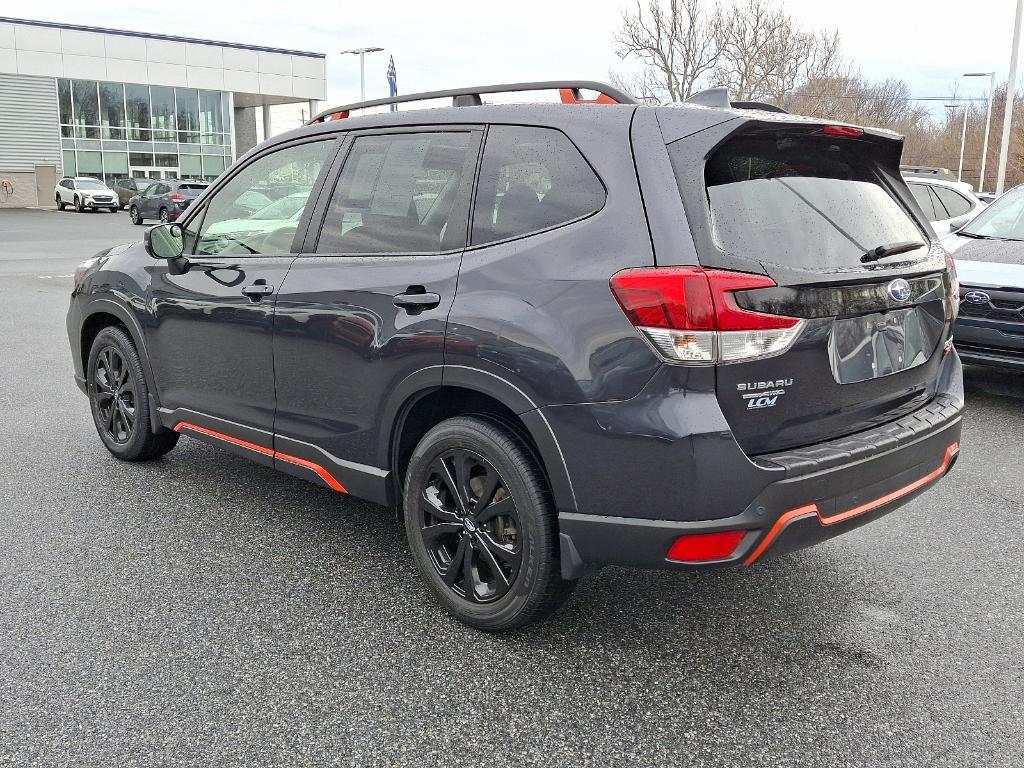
{"left": 393, "top": 290, "right": 441, "bottom": 313}
{"left": 242, "top": 281, "right": 274, "bottom": 301}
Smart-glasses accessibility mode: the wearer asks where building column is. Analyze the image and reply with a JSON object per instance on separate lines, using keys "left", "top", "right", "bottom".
{"left": 262, "top": 103, "right": 273, "bottom": 143}
{"left": 308, "top": 99, "right": 319, "bottom": 123}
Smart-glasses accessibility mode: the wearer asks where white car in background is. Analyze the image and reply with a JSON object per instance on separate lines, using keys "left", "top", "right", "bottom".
{"left": 54, "top": 177, "right": 119, "bottom": 213}
{"left": 200, "top": 191, "right": 311, "bottom": 253}
{"left": 904, "top": 176, "right": 986, "bottom": 236}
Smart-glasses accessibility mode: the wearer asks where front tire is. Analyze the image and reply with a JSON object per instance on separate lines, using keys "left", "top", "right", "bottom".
{"left": 87, "top": 326, "right": 179, "bottom": 461}
{"left": 74, "top": 196, "right": 83, "bottom": 213}
{"left": 130, "top": 205, "right": 144, "bottom": 225}
{"left": 403, "top": 416, "right": 571, "bottom": 632}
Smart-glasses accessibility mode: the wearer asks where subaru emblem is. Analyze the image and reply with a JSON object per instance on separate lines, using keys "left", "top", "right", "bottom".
{"left": 887, "top": 279, "right": 912, "bottom": 303}
{"left": 963, "top": 290, "right": 991, "bottom": 305}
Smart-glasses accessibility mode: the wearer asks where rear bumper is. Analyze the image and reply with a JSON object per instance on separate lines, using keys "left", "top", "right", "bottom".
{"left": 557, "top": 389, "right": 963, "bottom": 577}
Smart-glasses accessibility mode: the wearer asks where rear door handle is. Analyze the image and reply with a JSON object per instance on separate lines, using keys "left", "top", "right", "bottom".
{"left": 393, "top": 291, "right": 441, "bottom": 313}
{"left": 242, "top": 282, "right": 275, "bottom": 300}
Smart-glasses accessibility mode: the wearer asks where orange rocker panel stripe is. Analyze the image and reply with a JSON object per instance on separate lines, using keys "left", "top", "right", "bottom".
{"left": 173, "top": 422, "right": 347, "bottom": 493}
{"left": 744, "top": 442, "right": 960, "bottom": 567}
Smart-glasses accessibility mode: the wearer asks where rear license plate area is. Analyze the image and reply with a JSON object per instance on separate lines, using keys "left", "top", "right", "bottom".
{"left": 829, "top": 307, "right": 943, "bottom": 384}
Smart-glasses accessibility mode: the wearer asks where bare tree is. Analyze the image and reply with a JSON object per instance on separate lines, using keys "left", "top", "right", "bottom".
{"left": 614, "top": 0, "right": 722, "bottom": 101}
{"left": 608, "top": 68, "right": 665, "bottom": 103}
{"left": 711, "top": 0, "right": 821, "bottom": 101}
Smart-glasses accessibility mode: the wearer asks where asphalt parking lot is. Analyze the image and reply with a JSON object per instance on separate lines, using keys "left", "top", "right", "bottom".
{"left": 1, "top": 207, "right": 1022, "bottom": 767}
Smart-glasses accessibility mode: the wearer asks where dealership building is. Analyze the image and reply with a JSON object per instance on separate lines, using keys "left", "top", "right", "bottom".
{"left": 0, "top": 16, "right": 326, "bottom": 207}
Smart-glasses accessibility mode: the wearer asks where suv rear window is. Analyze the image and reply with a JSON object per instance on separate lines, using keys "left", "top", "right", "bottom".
{"left": 179, "top": 183, "right": 207, "bottom": 193}
{"left": 673, "top": 130, "right": 926, "bottom": 273}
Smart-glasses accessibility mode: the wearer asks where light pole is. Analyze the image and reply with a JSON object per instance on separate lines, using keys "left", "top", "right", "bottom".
{"left": 946, "top": 103, "right": 968, "bottom": 182}
{"left": 997, "top": 0, "right": 1024, "bottom": 195}
{"left": 340, "top": 47, "right": 384, "bottom": 102}
{"left": 963, "top": 72, "right": 996, "bottom": 192}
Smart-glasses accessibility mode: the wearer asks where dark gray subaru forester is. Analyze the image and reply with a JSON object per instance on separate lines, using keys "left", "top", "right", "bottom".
{"left": 67, "top": 81, "right": 963, "bottom": 631}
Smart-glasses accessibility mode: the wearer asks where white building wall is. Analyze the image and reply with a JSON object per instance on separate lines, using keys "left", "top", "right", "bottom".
{"left": 0, "top": 19, "right": 326, "bottom": 102}
{"left": 0, "top": 72, "right": 60, "bottom": 173}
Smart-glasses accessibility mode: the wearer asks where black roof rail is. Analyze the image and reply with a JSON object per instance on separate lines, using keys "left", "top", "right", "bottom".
{"left": 683, "top": 88, "right": 789, "bottom": 114}
{"left": 307, "top": 80, "right": 638, "bottom": 124}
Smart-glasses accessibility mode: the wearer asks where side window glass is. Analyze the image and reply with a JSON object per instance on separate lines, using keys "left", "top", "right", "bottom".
{"left": 141, "top": 184, "right": 156, "bottom": 196}
{"left": 182, "top": 204, "right": 203, "bottom": 255}
{"left": 471, "top": 126, "right": 605, "bottom": 245}
{"left": 316, "top": 132, "right": 475, "bottom": 255}
{"left": 195, "top": 140, "right": 333, "bottom": 257}
{"left": 926, "top": 186, "right": 949, "bottom": 219}
{"left": 909, "top": 183, "right": 937, "bottom": 221}
{"left": 934, "top": 186, "right": 973, "bottom": 218}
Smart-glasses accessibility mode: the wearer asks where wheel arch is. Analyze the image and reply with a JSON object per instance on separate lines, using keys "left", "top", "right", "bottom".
{"left": 79, "top": 300, "right": 162, "bottom": 428}
{"left": 384, "top": 366, "right": 577, "bottom": 516}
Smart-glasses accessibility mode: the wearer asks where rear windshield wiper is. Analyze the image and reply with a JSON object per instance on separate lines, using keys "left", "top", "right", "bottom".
{"left": 860, "top": 240, "right": 926, "bottom": 264}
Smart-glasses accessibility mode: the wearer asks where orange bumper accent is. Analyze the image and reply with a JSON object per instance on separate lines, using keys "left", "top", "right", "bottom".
{"left": 174, "top": 421, "right": 348, "bottom": 494}
{"left": 744, "top": 442, "right": 960, "bottom": 566}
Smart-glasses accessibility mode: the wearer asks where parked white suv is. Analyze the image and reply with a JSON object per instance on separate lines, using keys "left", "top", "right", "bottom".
{"left": 904, "top": 176, "right": 985, "bottom": 236}
{"left": 55, "top": 177, "right": 118, "bottom": 213}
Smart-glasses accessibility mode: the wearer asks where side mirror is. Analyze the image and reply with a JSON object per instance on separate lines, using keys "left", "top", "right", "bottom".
{"left": 144, "top": 222, "right": 185, "bottom": 260}
{"left": 947, "top": 214, "right": 972, "bottom": 233}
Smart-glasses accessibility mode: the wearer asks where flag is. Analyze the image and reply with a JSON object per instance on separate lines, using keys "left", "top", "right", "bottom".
{"left": 387, "top": 56, "right": 398, "bottom": 112}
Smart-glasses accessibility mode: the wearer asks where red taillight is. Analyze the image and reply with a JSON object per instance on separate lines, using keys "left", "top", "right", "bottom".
{"left": 666, "top": 530, "right": 747, "bottom": 563}
{"left": 170, "top": 193, "right": 186, "bottom": 202}
{"left": 607, "top": 267, "right": 715, "bottom": 330}
{"left": 609, "top": 267, "right": 803, "bottom": 364}
{"left": 820, "top": 125, "right": 864, "bottom": 138}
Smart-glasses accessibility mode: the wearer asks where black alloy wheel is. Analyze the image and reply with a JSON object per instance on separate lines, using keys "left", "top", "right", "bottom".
{"left": 419, "top": 448, "right": 523, "bottom": 603}
{"left": 91, "top": 345, "right": 137, "bottom": 445}
{"left": 86, "top": 326, "right": 179, "bottom": 461}
{"left": 404, "top": 416, "right": 571, "bottom": 631}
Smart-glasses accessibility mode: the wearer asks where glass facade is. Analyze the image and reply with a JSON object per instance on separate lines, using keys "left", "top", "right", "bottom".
{"left": 58, "top": 78, "right": 232, "bottom": 185}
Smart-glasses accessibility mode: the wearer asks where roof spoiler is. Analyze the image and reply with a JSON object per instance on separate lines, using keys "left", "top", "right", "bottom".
{"left": 307, "top": 80, "right": 638, "bottom": 124}
{"left": 684, "top": 87, "right": 789, "bottom": 114}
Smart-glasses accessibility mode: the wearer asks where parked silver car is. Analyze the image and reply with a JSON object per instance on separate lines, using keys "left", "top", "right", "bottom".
{"left": 943, "top": 184, "right": 1024, "bottom": 368}
{"left": 905, "top": 176, "right": 985, "bottom": 236}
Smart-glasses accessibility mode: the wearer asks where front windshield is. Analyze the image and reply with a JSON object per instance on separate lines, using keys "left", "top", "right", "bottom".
{"left": 960, "top": 185, "right": 1024, "bottom": 240}
{"left": 250, "top": 194, "right": 308, "bottom": 220}
{"left": 77, "top": 180, "right": 109, "bottom": 191}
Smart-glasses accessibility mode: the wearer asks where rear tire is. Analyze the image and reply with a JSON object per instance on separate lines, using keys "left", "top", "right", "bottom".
{"left": 403, "top": 415, "right": 572, "bottom": 632}
{"left": 158, "top": 207, "right": 169, "bottom": 223}
{"left": 86, "top": 326, "right": 179, "bottom": 461}
{"left": 130, "top": 205, "right": 144, "bottom": 225}
{"left": 56, "top": 194, "right": 65, "bottom": 211}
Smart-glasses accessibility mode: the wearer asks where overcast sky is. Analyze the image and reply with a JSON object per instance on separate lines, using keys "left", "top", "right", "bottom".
{"left": 17, "top": 0, "right": 1021, "bottom": 112}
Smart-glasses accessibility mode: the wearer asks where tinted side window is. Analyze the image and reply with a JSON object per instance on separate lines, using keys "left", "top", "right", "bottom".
{"left": 316, "top": 131, "right": 476, "bottom": 255}
{"left": 934, "top": 186, "right": 973, "bottom": 218}
{"left": 194, "top": 140, "right": 332, "bottom": 256}
{"left": 909, "top": 183, "right": 937, "bottom": 221}
{"left": 471, "top": 126, "right": 605, "bottom": 245}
